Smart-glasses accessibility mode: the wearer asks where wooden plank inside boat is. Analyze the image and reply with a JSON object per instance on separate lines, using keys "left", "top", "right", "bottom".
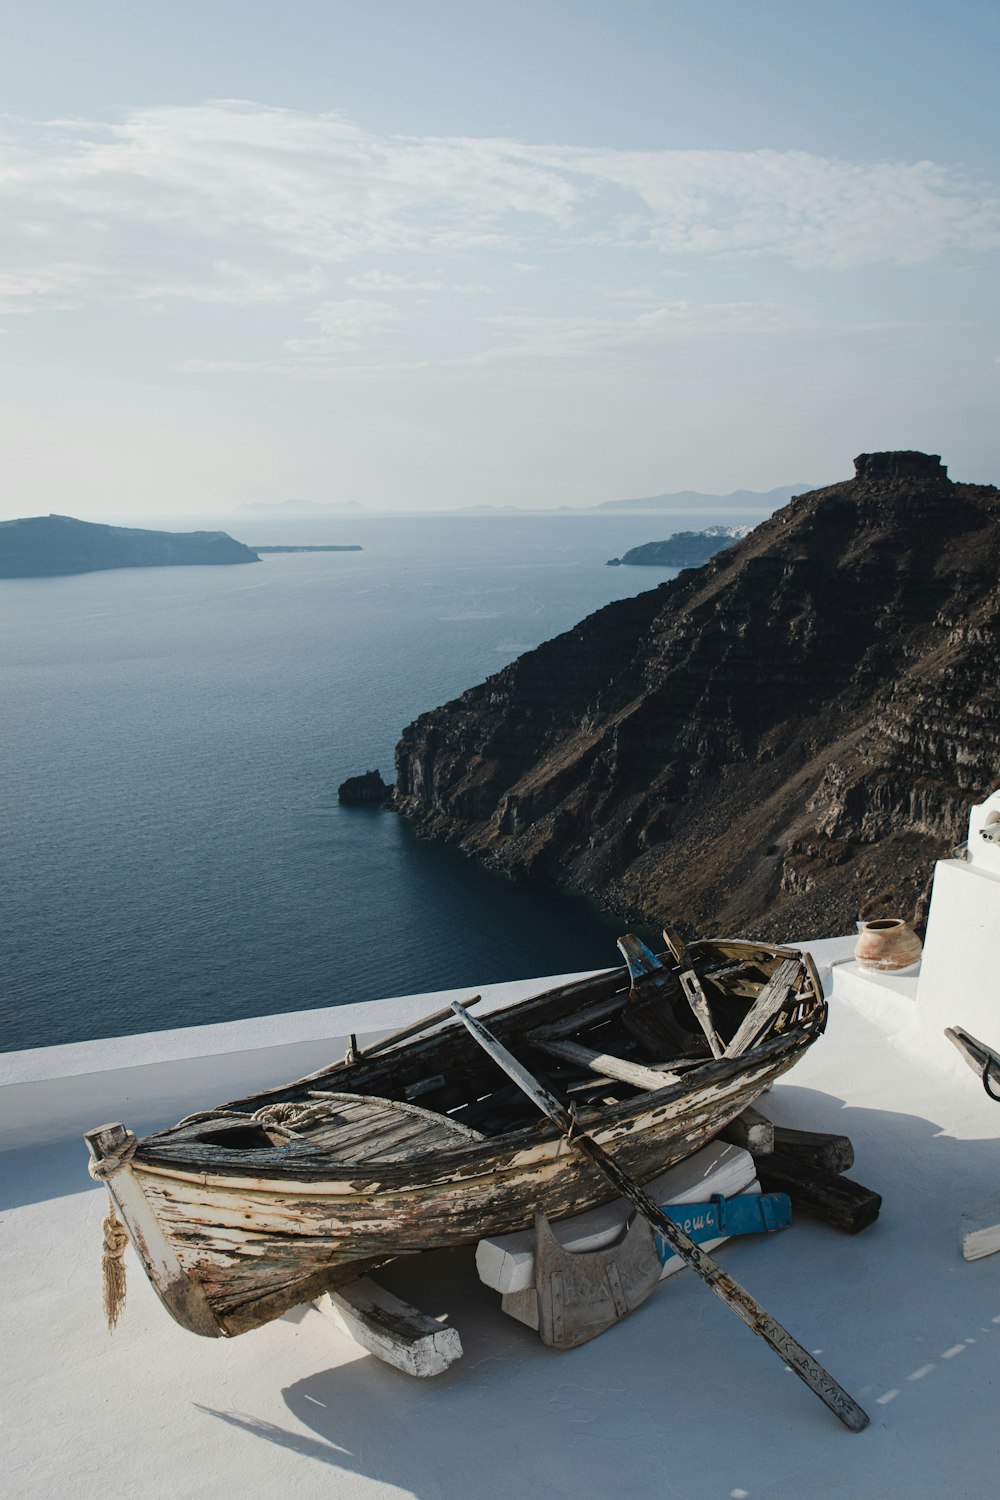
{"left": 293, "top": 1092, "right": 485, "bottom": 1160}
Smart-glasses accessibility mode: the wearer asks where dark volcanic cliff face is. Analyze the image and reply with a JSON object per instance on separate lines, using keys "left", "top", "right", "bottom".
{"left": 393, "top": 453, "right": 1000, "bottom": 940}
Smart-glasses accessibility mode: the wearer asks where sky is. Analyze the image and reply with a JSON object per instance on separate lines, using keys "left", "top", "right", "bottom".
{"left": 0, "top": 0, "right": 998, "bottom": 518}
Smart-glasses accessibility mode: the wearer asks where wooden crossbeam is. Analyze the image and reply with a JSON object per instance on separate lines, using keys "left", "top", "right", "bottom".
{"left": 725, "top": 957, "right": 801, "bottom": 1058}
{"left": 532, "top": 1035, "right": 681, "bottom": 1092}
{"left": 528, "top": 990, "right": 628, "bottom": 1042}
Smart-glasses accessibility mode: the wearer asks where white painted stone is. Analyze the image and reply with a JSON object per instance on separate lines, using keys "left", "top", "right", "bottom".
{"left": 831, "top": 960, "right": 920, "bottom": 1032}
{"left": 960, "top": 1191, "right": 1000, "bottom": 1261}
{"left": 965, "top": 788, "right": 1000, "bottom": 875}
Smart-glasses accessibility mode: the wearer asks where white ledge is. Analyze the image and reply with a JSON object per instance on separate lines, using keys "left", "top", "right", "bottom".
{"left": 0, "top": 969, "right": 601, "bottom": 1151}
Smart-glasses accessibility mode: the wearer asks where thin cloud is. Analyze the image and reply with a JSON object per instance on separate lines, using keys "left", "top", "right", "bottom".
{"left": 345, "top": 270, "right": 443, "bottom": 291}
{"left": 0, "top": 100, "right": 997, "bottom": 318}
{"left": 478, "top": 301, "right": 837, "bottom": 362}
{"left": 524, "top": 144, "right": 1000, "bottom": 268}
{"left": 0, "top": 265, "right": 86, "bottom": 314}
{"left": 176, "top": 300, "right": 932, "bottom": 380}
{"left": 283, "top": 297, "right": 401, "bottom": 355}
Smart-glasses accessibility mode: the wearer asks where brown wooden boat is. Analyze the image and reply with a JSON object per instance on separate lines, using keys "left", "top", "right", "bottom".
{"left": 85, "top": 934, "right": 826, "bottom": 1338}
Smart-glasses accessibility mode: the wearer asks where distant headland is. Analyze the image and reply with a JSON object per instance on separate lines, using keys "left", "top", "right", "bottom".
{"left": 0, "top": 514, "right": 260, "bottom": 579}
{"left": 607, "top": 525, "right": 754, "bottom": 568}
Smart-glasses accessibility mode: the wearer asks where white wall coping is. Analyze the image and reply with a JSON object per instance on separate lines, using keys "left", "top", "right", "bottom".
{"left": 0, "top": 970, "right": 602, "bottom": 1152}
{"left": 0, "top": 935, "right": 870, "bottom": 1154}
{"left": 0, "top": 934, "right": 858, "bottom": 1155}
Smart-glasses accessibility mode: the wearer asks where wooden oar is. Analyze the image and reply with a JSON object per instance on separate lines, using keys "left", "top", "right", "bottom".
{"left": 450, "top": 999, "right": 869, "bottom": 1434}
{"left": 342, "top": 994, "right": 484, "bottom": 1064}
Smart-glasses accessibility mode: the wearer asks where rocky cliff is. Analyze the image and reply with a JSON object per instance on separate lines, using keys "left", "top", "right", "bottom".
{"left": 393, "top": 452, "right": 1000, "bottom": 940}
{"left": 0, "top": 514, "right": 259, "bottom": 578}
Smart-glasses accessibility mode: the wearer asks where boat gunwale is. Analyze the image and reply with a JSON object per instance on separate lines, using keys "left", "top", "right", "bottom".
{"left": 137, "top": 939, "right": 818, "bottom": 1146}
{"left": 131, "top": 1008, "right": 825, "bottom": 1190}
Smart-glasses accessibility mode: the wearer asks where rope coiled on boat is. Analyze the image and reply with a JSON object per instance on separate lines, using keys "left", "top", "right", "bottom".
{"left": 176, "top": 1101, "right": 340, "bottom": 1138}
{"left": 251, "top": 1102, "right": 337, "bottom": 1133}
{"left": 87, "top": 1134, "right": 138, "bottom": 1180}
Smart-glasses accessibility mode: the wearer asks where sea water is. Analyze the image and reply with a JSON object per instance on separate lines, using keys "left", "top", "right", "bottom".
{"left": 0, "top": 510, "right": 758, "bottom": 1050}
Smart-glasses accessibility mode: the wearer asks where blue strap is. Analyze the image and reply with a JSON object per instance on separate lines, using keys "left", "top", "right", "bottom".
{"left": 653, "top": 1191, "right": 792, "bottom": 1264}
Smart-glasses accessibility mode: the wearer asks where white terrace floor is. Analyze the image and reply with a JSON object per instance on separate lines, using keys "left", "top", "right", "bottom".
{"left": 4, "top": 936, "right": 1000, "bottom": 1500}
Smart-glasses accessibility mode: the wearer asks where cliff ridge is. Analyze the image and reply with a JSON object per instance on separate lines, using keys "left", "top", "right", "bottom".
{"left": 393, "top": 452, "right": 1000, "bottom": 940}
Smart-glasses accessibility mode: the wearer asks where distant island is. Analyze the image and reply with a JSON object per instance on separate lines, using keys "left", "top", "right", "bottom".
{"left": 235, "top": 499, "right": 367, "bottom": 517}
{"left": 253, "top": 545, "right": 363, "bottom": 554}
{"left": 0, "top": 514, "right": 260, "bottom": 579}
{"left": 607, "top": 525, "right": 754, "bottom": 568}
{"left": 594, "top": 483, "right": 808, "bottom": 513}
{"left": 230, "top": 482, "right": 813, "bottom": 518}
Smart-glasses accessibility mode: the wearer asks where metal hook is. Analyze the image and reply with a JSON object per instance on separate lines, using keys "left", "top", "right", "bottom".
{"left": 981, "top": 1059, "right": 1000, "bottom": 1102}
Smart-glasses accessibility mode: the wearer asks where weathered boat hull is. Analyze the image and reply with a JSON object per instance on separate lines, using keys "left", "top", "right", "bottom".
{"left": 87, "top": 939, "right": 827, "bottom": 1337}
{"left": 121, "top": 1041, "right": 802, "bottom": 1335}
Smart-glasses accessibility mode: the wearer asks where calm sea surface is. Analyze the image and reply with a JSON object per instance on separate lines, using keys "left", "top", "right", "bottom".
{"left": 0, "top": 510, "right": 758, "bottom": 1051}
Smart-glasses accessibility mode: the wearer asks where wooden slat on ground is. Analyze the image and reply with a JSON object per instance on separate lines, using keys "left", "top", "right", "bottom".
{"left": 314, "top": 1278, "right": 463, "bottom": 1377}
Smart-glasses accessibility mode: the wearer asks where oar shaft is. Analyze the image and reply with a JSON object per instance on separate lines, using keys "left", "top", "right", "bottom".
{"left": 358, "top": 994, "right": 483, "bottom": 1060}
{"left": 572, "top": 1131, "right": 869, "bottom": 1432}
{"left": 450, "top": 999, "right": 869, "bottom": 1434}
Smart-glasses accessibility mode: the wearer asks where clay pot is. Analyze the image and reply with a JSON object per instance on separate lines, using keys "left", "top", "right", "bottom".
{"left": 854, "top": 918, "right": 923, "bottom": 972}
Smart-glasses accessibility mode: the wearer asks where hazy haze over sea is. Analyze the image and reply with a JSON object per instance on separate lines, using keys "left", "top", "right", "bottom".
{"left": 0, "top": 509, "right": 765, "bottom": 1051}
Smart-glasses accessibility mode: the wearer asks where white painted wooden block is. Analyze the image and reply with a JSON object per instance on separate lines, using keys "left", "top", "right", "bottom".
{"left": 314, "top": 1278, "right": 463, "bottom": 1377}
{"left": 960, "top": 1191, "right": 1000, "bottom": 1262}
{"left": 476, "top": 1139, "right": 757, "bottom": 1295}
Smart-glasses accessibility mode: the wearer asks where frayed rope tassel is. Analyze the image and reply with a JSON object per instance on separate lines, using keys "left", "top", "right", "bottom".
{"left": 101, "top": 1202, "right": 129, "bottom": 1331}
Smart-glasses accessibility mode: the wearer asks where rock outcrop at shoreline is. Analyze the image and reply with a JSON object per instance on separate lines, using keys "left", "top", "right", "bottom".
{"left": 0, "top": 514, "right": 259, "bottom": 578}
{"left": 393, "top": 452, "right": 1000, "bottom": 940}
{"left": 338, "top": 769, "right": 391, "bottom": 805}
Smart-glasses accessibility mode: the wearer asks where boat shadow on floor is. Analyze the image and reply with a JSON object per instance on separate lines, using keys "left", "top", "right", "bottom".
{"left": 1, "top": 1138, "right": 100, "bottom": 1212}
{"left": 188, "top": 1089, "right": 1000, "bottom": 1494}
